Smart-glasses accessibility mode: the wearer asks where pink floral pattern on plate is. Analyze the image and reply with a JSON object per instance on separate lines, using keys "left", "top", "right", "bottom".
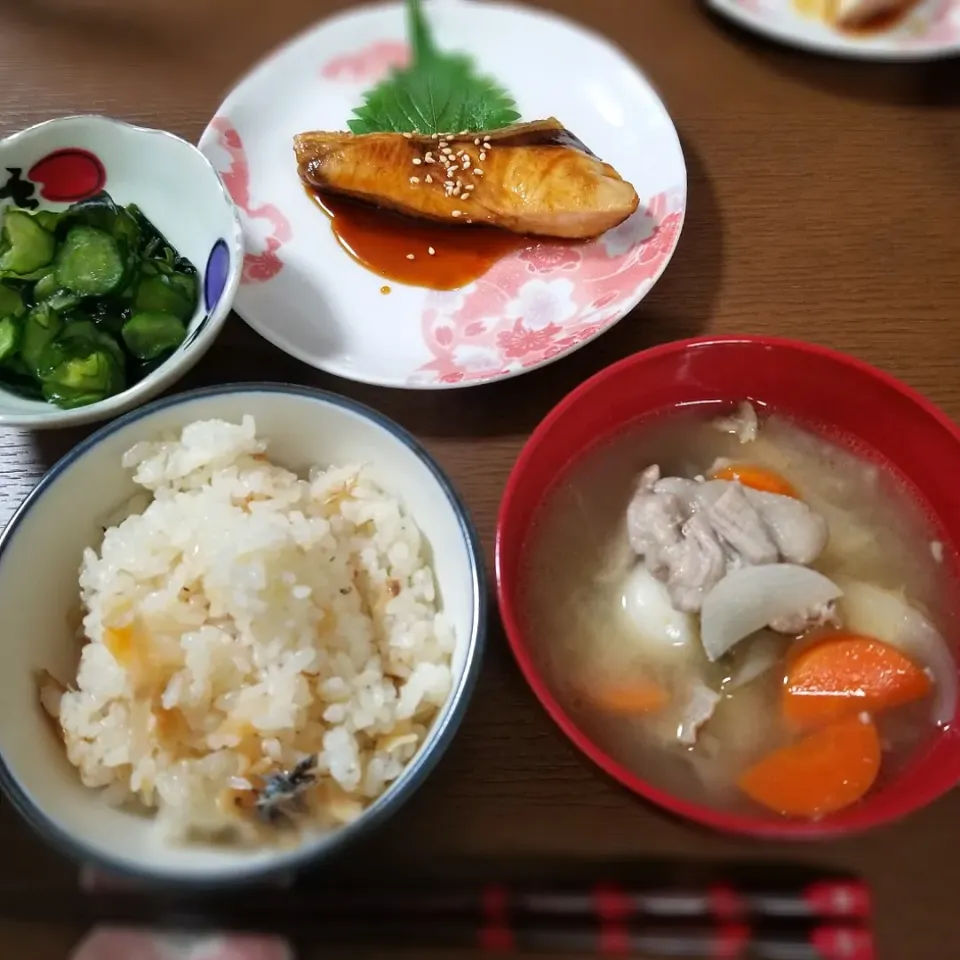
{"left": 206, "top": 117, "right": 292, "bottom": 284}
{"left": 409, "top": 190, "right": 685, "bottom": 385}
{"left": 319, "top": 40, "right": 409, "bottom": 82}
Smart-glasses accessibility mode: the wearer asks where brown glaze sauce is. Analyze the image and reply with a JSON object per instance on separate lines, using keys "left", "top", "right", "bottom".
{"left": 308, "top": 190, "right": 535, "bottom": 291}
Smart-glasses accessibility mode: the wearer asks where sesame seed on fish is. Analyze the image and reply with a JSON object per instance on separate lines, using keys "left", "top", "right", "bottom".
{"left": 428, "top": 247, "right": 436, "bottom": 255}
{"left": 406, "top": 253, "right": 415, "bottom": 260}
{"left": 412, "top": 158, "right": 422, "bottom": 165}
{"left": 452, "top": 210, "right": 462, "bottom": 217}
{"left": 409, "top": 176, "right": 420, "bottom": 184}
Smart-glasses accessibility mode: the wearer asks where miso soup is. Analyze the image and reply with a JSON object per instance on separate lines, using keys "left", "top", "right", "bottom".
{"left": 519, "top": 402, "right": 958, "bottom": 819}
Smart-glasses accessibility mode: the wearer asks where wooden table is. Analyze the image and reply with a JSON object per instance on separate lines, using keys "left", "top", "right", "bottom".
{"left": 1, "top": 1, "right": 959, "bottom": 957}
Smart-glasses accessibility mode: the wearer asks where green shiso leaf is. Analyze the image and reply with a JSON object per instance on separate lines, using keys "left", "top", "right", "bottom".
{"left": 348, "top": 0, "right": 521, "bottom": 135}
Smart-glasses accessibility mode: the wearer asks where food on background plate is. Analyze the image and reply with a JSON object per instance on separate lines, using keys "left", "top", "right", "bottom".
{"left": 295, "top": 119, "right": 639, "bottom": 240}
{"left": 835, "top": 0, "right": 917, "bottom": 28}
{"left": 794, "top": 0, "right": 920, "bottom": 32}
{"left": 0, "top": 191, "right": 197, "bottom": 409}
{"left": 520, "top": 402, "right": 957, "bottom": 820}
{"left": 294, "top": 0, "right": 638, "bottom": 289}
{"left": 40, "top": 417, "right": 454, "bottom": 844}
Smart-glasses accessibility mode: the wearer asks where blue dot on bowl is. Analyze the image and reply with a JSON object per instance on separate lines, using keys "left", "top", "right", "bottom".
{"left": 204, "top": 238, "right": 230, "bottom": 312}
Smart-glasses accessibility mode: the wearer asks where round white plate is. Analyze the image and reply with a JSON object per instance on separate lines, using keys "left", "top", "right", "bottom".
{"left": 706, "top": 0, "right": 960, "bottom": 60}
{"left": 198, "top": 0, "right": 686, "bottom": 389}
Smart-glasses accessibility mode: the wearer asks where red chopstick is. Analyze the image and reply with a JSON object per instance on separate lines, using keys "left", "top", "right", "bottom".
{"left": 6, "top": 864, "right": 875, "bottom": 958}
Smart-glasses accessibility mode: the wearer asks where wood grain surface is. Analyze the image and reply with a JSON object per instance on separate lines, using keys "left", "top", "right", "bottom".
{"left": 1, "top": 1, "right": 959, "bottom": 958}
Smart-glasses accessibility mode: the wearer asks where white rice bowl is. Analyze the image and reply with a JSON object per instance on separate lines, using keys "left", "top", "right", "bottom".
{"left": 45, "top": 415, "right": 455, "bottom": 844}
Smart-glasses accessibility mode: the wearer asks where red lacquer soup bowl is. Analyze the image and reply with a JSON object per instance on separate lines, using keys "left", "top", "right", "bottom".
{"left": 496, "top": 335, "right": 960, "bottom": 838}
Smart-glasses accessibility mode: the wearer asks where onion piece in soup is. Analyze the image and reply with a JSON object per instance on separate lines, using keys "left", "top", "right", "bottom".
{"left": 620, "top": 564, "right": 698, "bottom": 658}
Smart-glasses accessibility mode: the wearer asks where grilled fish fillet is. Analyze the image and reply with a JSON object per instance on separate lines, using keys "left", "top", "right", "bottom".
{"left": 294, "top": 118, "right": 639, "bottom": 240}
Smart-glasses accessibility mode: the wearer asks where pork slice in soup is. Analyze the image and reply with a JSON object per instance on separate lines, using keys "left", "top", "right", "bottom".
{"left": 519, "top": 402, "right": 957, "bottom": 820}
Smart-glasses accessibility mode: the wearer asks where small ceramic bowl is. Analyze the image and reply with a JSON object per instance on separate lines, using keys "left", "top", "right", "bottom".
{"left": 496, "top": 335, "right": 960, "bottom": 839}
{"left": 0, "top": 384, "right": 486, "bottom": 885}
{"left": 0, "top": 116, "right": 243, "bottom": 429}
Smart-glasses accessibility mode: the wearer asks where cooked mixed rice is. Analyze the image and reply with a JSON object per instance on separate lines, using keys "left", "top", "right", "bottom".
{"left": 43, "top": 416, "right": 454, "bottom": 844}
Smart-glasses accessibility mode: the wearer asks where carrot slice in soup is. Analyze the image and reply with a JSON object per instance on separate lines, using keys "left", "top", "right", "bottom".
{"left": 592, "top": 679, "right": 669, "bottom": 715}
{"left": 711, "top": 464, "right": 799, "bottom": 499}
{"left": 738, "top": 715, "right": 880, "bottom": 818}
{"left": 783, "top": 634, "right": 931, "bottom": 730}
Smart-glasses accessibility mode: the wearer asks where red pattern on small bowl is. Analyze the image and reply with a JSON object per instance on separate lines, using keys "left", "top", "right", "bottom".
{"left": 496, "top": 335, "right": 960, "bottom": 838}
{"left": 28, "top": 148, "right": 106, "bottom": 202}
